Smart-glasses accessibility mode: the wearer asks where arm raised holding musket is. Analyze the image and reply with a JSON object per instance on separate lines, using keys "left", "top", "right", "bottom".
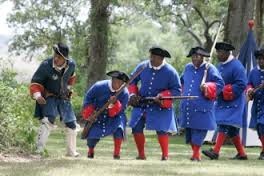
{"left": 179, "top": 46, "right": 224, "bottom": 161}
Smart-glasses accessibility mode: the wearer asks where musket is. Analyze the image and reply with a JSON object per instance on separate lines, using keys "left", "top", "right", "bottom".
{"left": 200, "top": 22, "right": 223, "bottom": 87}
{"left": 143, "top": 96, "right": 199, "bottom": 100}
{"left": 247, "top": 83, "right": 264, "bottom": 102}
{"left": 81, "top": 65, "right": 146, "bottom": 139}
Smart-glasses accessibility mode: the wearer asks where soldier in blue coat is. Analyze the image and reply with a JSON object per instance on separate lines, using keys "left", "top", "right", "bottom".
{"left": 202, "top": 42, "right": 248, "bottom": 160}
{"left": 247, "top": 48, "right": 264, "bottom": 160}
{"left": 180, "top": 47, "right": 224, "bottom": 161}
{"left": 30, "top": 43, "right": 79, "bottom": 157}
{"left": 128, "top": 46, "right": 181, "bottom": 160}
{"left": 82, "top": 71, "right": 129, "bottom": 159}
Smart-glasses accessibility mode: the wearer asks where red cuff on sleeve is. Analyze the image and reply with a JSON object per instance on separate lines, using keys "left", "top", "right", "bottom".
{"left": 159, "top": 90, "right": 173, "bottom": 109}
{"left": 128, "top": 84, "right": 139, "bottom": 95}
{"left": 82, "top": 105, "right": 95, "bottom": 120}
{"left": 204, "top": 82, "right": 217, "bottom": 100}
{"left": 108, "top": 100, "right": 122, "bottom": 117}
{"left": 29, "top": 83, "right": 44, "bottom": 96}
{"left": 68, "top": 73, "right": 76, "bottom": 85}
{"left": 223, "top": 84, "right": 234, "bottom": 101}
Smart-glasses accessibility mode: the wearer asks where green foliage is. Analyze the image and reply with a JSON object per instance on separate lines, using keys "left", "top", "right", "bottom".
{"left": 7, "top": 0, "right": 88, "bottom": 54}
{"left": 0, "top": 67, "right": 38, "bottom": 152}
{"left": 71, "top": 92, "right": 84, "bottom": 121}
{"left": 109, "top": 12, "right": 188, "bottom": 73}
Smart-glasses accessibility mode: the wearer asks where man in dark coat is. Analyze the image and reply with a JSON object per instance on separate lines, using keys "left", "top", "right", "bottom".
{"left": 30, "top": 43, "right": 79, "bottom": 157}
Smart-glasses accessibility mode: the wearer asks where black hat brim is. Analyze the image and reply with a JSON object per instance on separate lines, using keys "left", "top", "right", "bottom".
{"left": 215, "top": 42, "right": 235, "bottom": 51}
{"left": 149, "top": 47, "right": 171, "bottom": 58}
{"left": 187, "top": 47, "right": 210, "bottom": 57}
{"left": 254, "top": 49, "right": 264, "bottom": 58}
{"left": 53, "top": 44, "right": 69, "bottom": 60}
{"left": 106, "top": 71, "right": 129, "bottom": 83}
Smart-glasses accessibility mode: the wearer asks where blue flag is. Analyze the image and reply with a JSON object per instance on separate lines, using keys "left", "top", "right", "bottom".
{"left": 238, "top": 29, "right": 257, "bottom": 76}
{"left": 238, "top": 26, "right": 257, "bottom": 146}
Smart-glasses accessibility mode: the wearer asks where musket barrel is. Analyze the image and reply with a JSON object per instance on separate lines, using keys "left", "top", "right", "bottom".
{"left": 200, "top": 22, "right": 223, "bottom": 86}
{"left": 143, "top": 96, "right": 199, "bottom": 100}
{"left": 81, "top": 64, "right": 146, "bottom": 139}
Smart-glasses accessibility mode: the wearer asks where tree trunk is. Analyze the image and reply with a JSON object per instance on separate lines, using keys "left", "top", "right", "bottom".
{"left": 224, "top": 0, "right": 255, "bottom": 56}
{"left": 255, "top": 0, "right": 264, "bottom": 46}
{"left": 86, "top": 0, "right": 110, "bottom": 88}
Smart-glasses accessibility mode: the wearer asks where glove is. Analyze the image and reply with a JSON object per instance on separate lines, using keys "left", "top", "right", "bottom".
{"left": 201, "top": 82, "right": 217, "bottom": 100}
{"left": 158, "top": 90, "right": 172, "bottom": 109}
{"left": 128, "top": 84, "right": 139, "bottom": 94}
{"left": 82, "top": 105, "right": 95, "bottom": 120}
{"left": 129, "top": 95, "right": 141, "bottom": 107}
{"left": 223, "top": 84, "right": 234, "bottom": 101}
{"left": 108, "top": 100, "right": 122, "bottom": 117}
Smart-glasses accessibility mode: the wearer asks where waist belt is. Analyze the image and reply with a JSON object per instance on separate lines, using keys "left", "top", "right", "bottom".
{"left": 45, "top": 91, "right": 70, "bottom": 100}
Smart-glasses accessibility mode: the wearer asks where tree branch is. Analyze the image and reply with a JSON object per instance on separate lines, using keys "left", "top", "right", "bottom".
{"left": 187, "top": 28, "right": 202, "bottom": 46}
{"left": 193, "top": 5, "right": 208, "bottom": 27}
{"left": 208, "top": 20, "right": 221, "bottom": 29}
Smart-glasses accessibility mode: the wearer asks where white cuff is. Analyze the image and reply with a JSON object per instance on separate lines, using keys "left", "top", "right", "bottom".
{"left": 33, "top": 92, "right": 42, "bottom": 100}
{"left": 129, "top": 93, "right": 136, "bottom": 98}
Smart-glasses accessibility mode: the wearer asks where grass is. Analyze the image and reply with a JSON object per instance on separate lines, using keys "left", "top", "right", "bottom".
{"left": 0, "top": 128, "right": 264, "bottom": 176}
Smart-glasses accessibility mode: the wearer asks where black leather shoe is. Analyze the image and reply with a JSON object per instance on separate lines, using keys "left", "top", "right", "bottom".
{"left": 136, "top": 156, "right": 146, "bottom": 160}
{"left": 190, "top": 157, "right": 201, "bottom": 162}
{"left": 161, "top": 156, "right": 168, "bottom": 161}
{"left": 202, "top": 149, "right": 219, "bottom": 160}
{"left": 230, "top": 153, "right": 248, "bottom": 160}
{"left": 113, "top": 155, "right": 120, "bottom": 160}
{"left": 258, "top": 151, "right": 264, "bottom": 160}
{"left": 87, "top": 153, "right": 94, "bottom": 159}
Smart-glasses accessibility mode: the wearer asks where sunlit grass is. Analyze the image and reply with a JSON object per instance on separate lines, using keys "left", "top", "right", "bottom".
{"left": 0, "top": 128, "right": 264, "bottom": 176}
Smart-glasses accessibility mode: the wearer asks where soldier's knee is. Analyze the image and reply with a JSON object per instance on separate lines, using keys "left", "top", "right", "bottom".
{"left": 41, "top": 117, "right": 55, "bottom": 130}
{"left": 65, "top": 121, "right": 76, "bottom": 129}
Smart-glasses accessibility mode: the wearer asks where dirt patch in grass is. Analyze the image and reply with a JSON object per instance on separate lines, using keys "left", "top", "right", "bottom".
{"left": 0, "top": 152, "right": 41, "bottom": 163}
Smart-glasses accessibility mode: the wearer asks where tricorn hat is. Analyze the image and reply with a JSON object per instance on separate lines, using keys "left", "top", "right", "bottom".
{"left": 53, "top": 43, "right": 69, "bottom": 60}
{"left": 187, "top": 47, "right": 210, "bottom": 57}
{"left": 106, "top": 70, "right": 129, "bottom": 83}
{"left": 149, "top": 46, "right": 171, "bottom": 58}
{"left": 254, "top": 48, "right": 264, "bottom": 58}
{"left": 215, "top": 42, "right": 235, "bottom": 51}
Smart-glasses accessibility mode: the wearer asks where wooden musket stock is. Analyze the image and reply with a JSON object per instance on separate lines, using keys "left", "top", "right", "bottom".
{"left": 81, "top": 65, "right": 146, "bottom": 139}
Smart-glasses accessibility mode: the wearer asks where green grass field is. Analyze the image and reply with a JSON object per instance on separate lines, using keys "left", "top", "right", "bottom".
{"left": 0, "top": 128, "right": 264, "bottom": 176}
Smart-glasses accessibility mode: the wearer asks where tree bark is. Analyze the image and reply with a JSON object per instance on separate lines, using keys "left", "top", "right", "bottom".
{"left": 255, "top": 0, "right": 264, "bottom": 46}
{"left": 86, "top": 0, "right": 110, "bottom": 88}
{"left": 224, "top": 0, "right": 255, "bottom": 55}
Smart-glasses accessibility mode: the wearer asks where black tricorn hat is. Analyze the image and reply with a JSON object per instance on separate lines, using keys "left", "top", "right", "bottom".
{"left": 215, "top": 42, "right": 235, "bottom": 51}
{"left": 254, "top": 48, "right": 264, "bottom": 58}
{"left": 53, "top": 43, "right": 69, "bottom": 60}
{"left": 106, "top": 70, "right": 129, "bottom": 83}
{"left": 187, "top": 47, "right": 210, "bottom": 57}
{"left": 149, "top": 46, "right": 171, "bottom": 58}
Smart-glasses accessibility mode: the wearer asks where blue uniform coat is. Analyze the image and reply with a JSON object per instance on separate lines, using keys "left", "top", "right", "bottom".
{"left": 248, "top": 67, "right": 264, "bottom": 129}
{"left": 215, "top": 58, "right": 247, "bottom": 127}
{"left": 180, "top": 63, "right": 224, "bottom": 130}
{"left": 129, "top": 60, "right": 181, "bottom": 132}
{"left": 83, "top": 80, "right": 129, "bottom": 139}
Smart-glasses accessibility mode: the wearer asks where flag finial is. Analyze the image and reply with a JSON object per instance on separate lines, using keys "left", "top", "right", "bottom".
{"left": 248, "top": 20, "right": 254, "bottom": 29}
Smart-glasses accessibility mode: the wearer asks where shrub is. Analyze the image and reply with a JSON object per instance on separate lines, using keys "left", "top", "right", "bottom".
{"left": 0, "top": 68, "right": 38, "bottom": 152}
